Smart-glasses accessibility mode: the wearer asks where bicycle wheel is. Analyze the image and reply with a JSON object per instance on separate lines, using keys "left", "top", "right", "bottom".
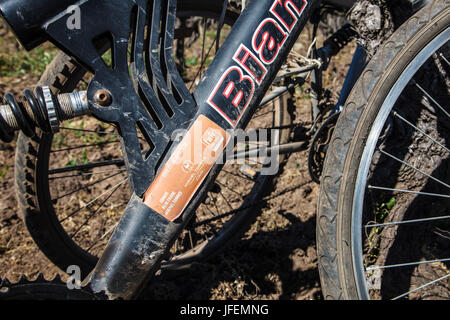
{"left": 15, "top": 0, "right": 292, "bottom": 279}
{"left": 317, "top": 0, "right": 450, "bottom": 299}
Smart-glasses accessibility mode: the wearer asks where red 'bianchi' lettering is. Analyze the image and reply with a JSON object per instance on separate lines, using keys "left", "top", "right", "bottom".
{"left": 207, "top": 0, "right": 308, "bottom": 127}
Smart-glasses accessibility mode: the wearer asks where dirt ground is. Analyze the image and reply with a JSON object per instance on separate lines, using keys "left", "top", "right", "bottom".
{"left": 0, "top": 16, "right": 354, "bottom": 300}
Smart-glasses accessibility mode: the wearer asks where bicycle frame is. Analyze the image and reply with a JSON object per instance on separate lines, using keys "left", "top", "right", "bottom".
{"left": 0, "top": 0, "right": 335, "bottom": 299}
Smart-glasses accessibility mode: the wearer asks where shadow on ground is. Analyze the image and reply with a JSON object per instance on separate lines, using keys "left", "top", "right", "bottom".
{"left": 145, "top": 208, "right": 321, "bottom": 300}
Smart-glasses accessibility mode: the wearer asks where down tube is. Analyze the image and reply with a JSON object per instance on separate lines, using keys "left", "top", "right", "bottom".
{"left": 89, "top": 0, "right": 321, "bottom": 299}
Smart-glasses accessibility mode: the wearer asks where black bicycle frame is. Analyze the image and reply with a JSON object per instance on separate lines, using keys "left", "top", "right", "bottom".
{"left": 1, "top": 0, "right": 322, "bottom": 299}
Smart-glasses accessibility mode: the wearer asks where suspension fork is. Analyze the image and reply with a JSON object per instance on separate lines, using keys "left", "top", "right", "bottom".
{"left": 85, "top": 0, "right": 321, "bottom": 299}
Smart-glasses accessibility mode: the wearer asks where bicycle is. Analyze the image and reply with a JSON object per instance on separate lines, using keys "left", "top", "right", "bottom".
{"left": 0, "top": 0, "right": 447, "bottom": 300}
{"left": 317, "top": 0, "right": 450, "bottom": 299}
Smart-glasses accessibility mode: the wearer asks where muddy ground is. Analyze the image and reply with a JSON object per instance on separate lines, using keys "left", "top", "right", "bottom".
{"left": 0, "top": 17, "right": 354, "bottom": 300}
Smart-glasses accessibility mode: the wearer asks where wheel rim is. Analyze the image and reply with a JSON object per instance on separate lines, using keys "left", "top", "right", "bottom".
{"left": 352, "top": 27, "right": 450, "bottom": 299}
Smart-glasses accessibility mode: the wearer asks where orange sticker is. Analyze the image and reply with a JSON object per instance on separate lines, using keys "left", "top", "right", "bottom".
{"left": 143, "top": 115, "right": 230, "bottom": 221}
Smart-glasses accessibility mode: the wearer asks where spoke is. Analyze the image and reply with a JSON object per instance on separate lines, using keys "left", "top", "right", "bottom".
{"left": 246, "top": 140, "right": 270, "bottom": 146}
{"left": 232, "top": 146, "right": 267, "bottom": 165}
{"left": 59, "top": 178, "right": 128, "bottom": 223}
{"left": 252, "top": 109, "right": 275, "bottom": 119}
{"left": 368, "top": 185, "right": 450, "bottom": 199}
{"left": 365, "top": 214, "right": 450, "bottom": 228}
{"left": 215, "top": 180, "right": 244, "bottom": 197}
{"left": 220, "top": 190, "right": 235, "bottom": 211}
{"left": 196, "top": 211, "right": 232, "bottom": 226}
{"left": 392, "top": 111, "right": 450, "bottom": 153}
{"left": 81, "top": 78, "right": 90, "bottom": 87}
{"left": 200, "top": 17, "right": 207, "bottom": 70}
{"left": 211, "top": 193, "right": 221, "bottom": 216}
{"left": 86, "top": 221, "right": 120, "bottom": 252}
{"left": 367, "top": 258, "right": 450, "bottom": 271}
{"left": 70, "top": 179, "right": 125, "bottom": 239}
{"left": 246, "top": 156, "right": 264, "bottom": 166}
{"left": 221, "top": 169, "right": 253, "bottom": 182}
{"left": 48, "top": 159, "right": 125, "bottom": 175}
{"left": 203, "top": 200, "right": 219, "bottom": 217}
{"left": 438, "top": 51, "right": 450, "bottom": 67}
{"left": 392, "top": 273, "right": 450, "bottom": 300}
{"left": 59, "top": 126, "right": 147, "bottom": 143}
{"left": 52, "top": 170, "right": 125, "bottom": 201}
{"left": 258, "top": 87, "right": 295, "bottom": 109}
{"left": 97, "top": 222, "right": 118, "bottom": 241}
{"left": 188, "top": 230, "right": 194, "bottom": 249}
{"left": 378, "top": 148, "right": 450, "bottom": 189}
{"left": 59, "top": 127, "right": 118, "bottom": 135}
{"left": 51, "top": 140, "right": 120, "bottom": 153}
{"left": 414, "top": 81, "right": 450, "bottom": 118}
{"left": 49, "top": 169, "right": 127, "bottom": 180}
{"left": 188, "top": 32, "right": 217, "bottom": 91}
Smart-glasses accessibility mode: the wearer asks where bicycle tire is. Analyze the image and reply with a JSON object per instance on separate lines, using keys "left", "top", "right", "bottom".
{"left": 317, "top": 0, "right": 450, "bottom": 299}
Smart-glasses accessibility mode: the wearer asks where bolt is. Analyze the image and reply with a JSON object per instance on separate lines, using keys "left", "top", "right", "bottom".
{"left": 94, "top": 90, "right": 112, "bottom": 106}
